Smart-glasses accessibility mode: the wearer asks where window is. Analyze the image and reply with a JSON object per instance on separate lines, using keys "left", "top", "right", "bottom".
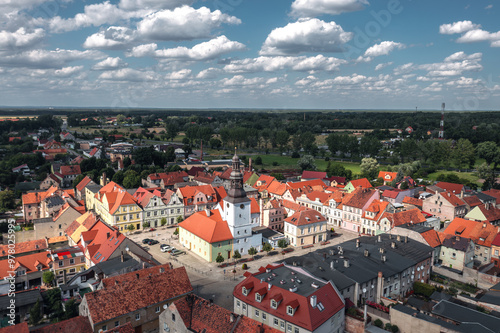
{"left": 280, "top": 321, "right": 285, "bottom": 329}
{"left": 172, "top": 314, "right": 176, "bottom": 322}
{"left": 294, "top": 328, "right": 299, "bottom": 333}
{"left": 135, "top": 313, "right": 140, "bottom": 321}
{"left": 236, "top": 300, "right": 241, "bottom": 308}
{"left": 59, "top": 261, "right": 64, "bottom": 267}
{"left": 256, "top": 293, "right": 262, "bottom": 302}
{"left": 156, "top": 306, "right": 160, "bottom": 313}
{"left": 81, "top": 276, "right": 86, "bottom": 282}
{"left": 69, "top": 259, "right": 74, "bottom": 265}
{"left": 271, "top": 299, "right": 278, "bottom": 309}
{"left": 255, "top": 309, "right": 259, "bottom": 317}
{"left": 102, "top": 325, "right": 107, "bottom": 331}
{"left": 262, "top": 313, "right": 266, "bottom": 320}
{"left": 115, "top": 321, "right": 119, "bottom": 327}
{"left": 287, "top": 324, "right": 293, "bottom": 332}
{"left": 287, "top": 306, "right": 294, "bottom": 316}
{"left": 274, "top": 318, "right": 279, "bottom": 326}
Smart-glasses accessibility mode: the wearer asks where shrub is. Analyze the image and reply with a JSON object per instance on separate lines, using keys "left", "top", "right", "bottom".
{"left": 242, "top": 263, "right": 248, "bottom": 270}
{"left": 255, "top": 156, "right": 263, "bottom": 165}
{"left": 391, "top": 324, "right": 399, "bottom": 333}
{"left": 413, "top": 281, "right": 435, "bottom": 297}
{"left": 374, "top": 319, "right": 383, "bottom": 328}
{"left": 385, "top": 323, "right": 392, "bottom": 330}
{"left": 272, "top": 161, "right": 279, "bottom": 166}
{"left": 347, "top": 307, "right": 357, "bottom": 316}
{"left": 291, "top": 151, "right": 300, "bottom": 158}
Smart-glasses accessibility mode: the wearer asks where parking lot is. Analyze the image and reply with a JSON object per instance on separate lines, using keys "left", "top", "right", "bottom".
{"left": 127, "top": 226, "right": 359, "bottom": 310}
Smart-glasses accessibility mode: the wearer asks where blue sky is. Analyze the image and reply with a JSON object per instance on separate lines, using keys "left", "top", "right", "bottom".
{"left": 0, "top": 0, "right": 499, "bottom": 110}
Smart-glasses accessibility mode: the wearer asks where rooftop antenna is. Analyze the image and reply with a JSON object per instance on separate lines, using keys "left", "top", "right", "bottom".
{"left": 438, "top": 103, "right": 445, "bottom": 139}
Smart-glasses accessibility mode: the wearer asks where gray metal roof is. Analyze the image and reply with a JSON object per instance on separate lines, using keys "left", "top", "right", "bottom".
{"left": 0, "top": 289, "right": 42, "bottom": 309}
{"left": 432, "top": 300, "right": 500, "bottom": 333}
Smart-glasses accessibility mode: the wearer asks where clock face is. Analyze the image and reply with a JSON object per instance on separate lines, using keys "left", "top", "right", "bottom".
{"left": 240, "top": 204, "right": 245, "bottom": 209}
{"left": 227, "top": 203, "right": 230, "bottom": 208}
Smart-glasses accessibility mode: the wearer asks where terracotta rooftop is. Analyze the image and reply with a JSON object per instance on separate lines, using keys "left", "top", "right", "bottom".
{"left": 439, "top": 191, "right": 465, "bottom": 207}
{"left": 0, "top": 323, "right": 29, "bottom": 333}
{"left": 0, "top": 239, "right": 47, "bottom": 257}
{"left": 436, "top": 182, "right": 464, "bottom": 195}
{"left": 348, "top": 178, "right": 372, "bottom": 189}
{"left": 285, "top": 209, "right": 326, "bottom": 226}
{"left": 301, "top": 171, "right": 327, "bottom": 179}
{"left": 250, "top": 198, "right": 260, "bottom": 214}
{"left": 60, "top": 165, "right": 81, "bottom": 176}
{"left": 0, "top": 252, "right": 52, "bottom": 279}
{"left": 342, "top": 188, "right": 377, "bottom": 209}
{"left": 483, "top": 189, "right": 500, "bottom": 203}
{"left": 381, "top": 208, "right": 427, "bottom": 228}
{"left": 179, "top": 209, "right": 233, "bottom": 243}
{"left": 84, "top": 266, "right": 193, "bottom": 325}
{"left": 75, "top": 176, "right": 93, "bottom": 192}
{"left": 420, "top": 229, "right": 442, "bottom": 248}
{"left": 104, "top": 323, "right": 135, "bottom": 333}
{"left": 444, "top": 218, "right": 498, "bottom": 247}
{"left": 402, "top": 196, "right": 423, "bottom": 207}
{"left": 101, "top": 263, "right": 172, "bottom": 289}
{"left": 378, "top": 171, "right": 398, "bottom": 182}
{"left": 31, "top": 316, "right": 92, "bottom": 333}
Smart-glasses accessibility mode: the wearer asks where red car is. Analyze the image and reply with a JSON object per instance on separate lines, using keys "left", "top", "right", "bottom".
{"left": 149, "top": 228, "right": 156, "bottom": 232}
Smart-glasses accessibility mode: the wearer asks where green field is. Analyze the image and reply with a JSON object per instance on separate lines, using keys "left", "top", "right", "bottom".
{"left": 249, "top": 154, "right": 361, "bottom": 174}
{"left": 427, "top": 171, "right": 481, "bottom": 185}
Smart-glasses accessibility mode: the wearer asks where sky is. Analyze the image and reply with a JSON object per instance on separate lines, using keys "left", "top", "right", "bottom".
{"left": 0, "top": 0, "right": 499, "bottom": 110}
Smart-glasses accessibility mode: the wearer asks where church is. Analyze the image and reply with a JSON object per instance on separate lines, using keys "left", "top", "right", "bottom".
{"left": 178, "top": 152, "right": 262, "bottom": 262}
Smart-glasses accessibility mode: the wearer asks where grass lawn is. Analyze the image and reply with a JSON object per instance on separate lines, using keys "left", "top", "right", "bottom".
{"left": 427, "top": 171, "right": 481, "bottom": 185}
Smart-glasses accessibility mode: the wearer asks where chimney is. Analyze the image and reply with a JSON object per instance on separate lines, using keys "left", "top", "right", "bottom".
{"left": 310, "top": 295, "right": 317, "bottom": 308}
{"left": 356, "top": 239, "right": 360, "bottom": 248}
{"left": 483, "top": 222, "right": 487, "bottom": 228}
{"left": 102, "top": 172, "right": 107, "bottom": 186}
{"left": 456, "top": 236, "right": 460, "bottom": 241}
{"left": 205, "top": 209, "right": 211, "bottom": 217}
{"left": 379, "top": 248, "right": 384, "bottom": 254}
{"left": 136, "top": 273, "right": 140, "bottom": 279}
{"left": 268, "top": 283, "right": 272, "bottom": 290}
{"left": 397, "top": 235, "right": 401, "bottom": 242}
{"left": 377, "top": 235, "right": 382, "bottom": 243}
{"left": 381, "top": 255, "right": 387, "bottom": 262}
{"left": 391, "top": 242, "right": 396, "bottom": 249}
{"left": 120, "top": 251, "right": 124, "bottom": 262}
{"left": 249, "top": 158, "right": 252, "bottom": 171}
{"left": 230, "top": 313, "right": 235, "bottom": 323}
{"left": 344, "top": 259, "right": 350, "bottom": 268}
{"left": 330, "top": 261, "right": 335, "bottom": 270}
{"left": 405, "top": 236, "right": 408, "bottom": 243}
{"left": 364, "top": 249, "right": 369, "bottom": 257}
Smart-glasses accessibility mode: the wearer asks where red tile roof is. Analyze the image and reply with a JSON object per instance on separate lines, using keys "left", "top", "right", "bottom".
{"left": 381, "top": 208, "right": 427, "bottom": 227}
{"left": 287, "top": 179, "right": 327, "bottom": 191}
{"left": 342, "top": 188, "right": 377, "bottom": 209}
{"left": 476, "top": 204, "right": 500, "bottom": 223}
{"left": 267, "top": 181, "right": 287, "bottom": 196}
{"left": 492, "top": 233, "right": 500, "bottom": 247}
{"left": 463, "top": 195, "right": 483, "bottom": 208}
{"left": 378, "top": 171, "right": 397, "bottom": 182}
{"left": 250, "top": 198, "right": 260, "bottom": 214}
{"left": 436, "top": 182, "right": 464, "bottom": 195}
{"left": 102, "top": 263, "right": 172, "bottom": 289}
{"left": 84, "top": 267, "right": 193, "bottom": 325}
{"left": 305, "top": 190, "right": 331, "bottom": 204}
{"left": 31, "top": 316, "right": 93, "bottom": 333}
{"left": 60, "top": 165, "right": 81, "bottom": 176}
{"left": 179, "top": 210, "right": 233, "bottom": 243}
{"left": 0, "top": 239, "right": 47, "bottom": 257}
{"left": 104, "top": 323, "right": 135, "bottom": 333}
{"left": 382, "top": 190, "right": 400, "bottom": 199}
{"left": 483, "top": 189, "right": 500, "bottom": 203}
{"left": 0, "top": 323, "right": 29, "bottom": 333}
{"left": 285, "top": 209, "right": 326, "bottom": 226}
{"left": 281, "top": 199, "right": 306, "bottom": 213}
{"left": 301, "top": 171, "right": 327, "bottom": 179}
{"left": 84, "top": 220, "right": 126, "bottom": 264}
{"left": 233, "top": 265, "right": 344, "bottom": 332}
{"left": 363, "top": 200, "right": 389, "bottom": 221}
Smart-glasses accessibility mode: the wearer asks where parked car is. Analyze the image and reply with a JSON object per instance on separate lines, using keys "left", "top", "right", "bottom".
{"left": 167, "top": 247, "right": 176, "bottom": 253}
{"left": 171, "top": 249, "right": 185, "bottom": 256}
{"left": 160, "top": 245, "right": 172, "bottom": 252}
{"left": 142, "top": 238, "right": 152, "bottom": 244}
{"left": 149, "top": 228, "right": 156, "bottom": 232}
{"left": 147, "top": 240, "right": 159, "bottom": 245}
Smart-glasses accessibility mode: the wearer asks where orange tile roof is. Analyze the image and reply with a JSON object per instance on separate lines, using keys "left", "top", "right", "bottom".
{"left": 381, "top": 208, "right": 427, "bottom": 227}
{"left": 285, "top": 209, "right": 326, "bottom": 226}
{"left": 0, "top": 239, "right": 47, "bottom": 257}
{"left": 65, "top": 212, "right": 98, "bottom": 244}
{"left": 305, "top": 191, "right": 331, "bottom": 204}
{"left": 267, "top": 181, "right": 287, "bottom": 196}
{"left": 363, "top": 200, "right": 389, "bottom": 221}
{"left": 378, "top": 171, "right": 397, "bottom": 182}
{"left": 286, "top": 179, "right": 327, "bottom": 190}
{"left": 348, "top": 178, "right": 372, "bottom": 189}
{"left": 0, "top": 252, "right": 52, "bottom": 279}
{"left": 250, "top": 198, "right": 260, "bottom": 214}
{"left": 84, "top": 221, "right": 126, "bottom": 265}
{"left": 281, "top": 199, "right": 307, "bottom": 212}
{"left": 444, "top": 218, "right": 498, "bottom": 247}
{"left": 104, "top": 323, "right": 135, "bottom": 333}
{"left": 420, "top": 229, "right": 442, "bottom": 248}
{"left": 179, "top": 210, "right": 233, "bottom": 243}
{"left": 402, "top": 196, "right": 423, "bottom": 207}
{"left": 253, "top": 175, "right": 277, "bottom": 191}
{"left": 75, "top": 176, "right": 93, "bottom": 192}
{"left": 48, "top": 236, "right": 68, "bottom": 243}
{"left": 84, "top": 266, "right": 193, "bottom": 325}
{"left": 483, "top": 189, "right": 500, "bottom": 203}
{"left": 440, "top": 191, "right": 465, "bottom": 207}
{"left": 178, "top": 185, "right": 219, "bottom": 206}
{"left": 109, "top": 190, "right": 138, "bottom": 214}
{"left": 31, "top": 316, "right": 93, "bottom": 333}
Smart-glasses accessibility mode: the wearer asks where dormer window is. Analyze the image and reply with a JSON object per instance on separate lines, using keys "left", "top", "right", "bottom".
{"left": 287, "top": 306, "right": 295, "bottom": 316}
{"left": 271, "top": 299, "right": 278, "bottom": 309}
{"left": 242, "top": 287, "right": 249, "bottom": 296}
{"left": 256, "top": 293, "right": 262, "bottom": 302}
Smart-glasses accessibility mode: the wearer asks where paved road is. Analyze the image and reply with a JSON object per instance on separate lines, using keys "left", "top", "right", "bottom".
{"left": 128, "top": 227, "right": 359, "bottom": 311}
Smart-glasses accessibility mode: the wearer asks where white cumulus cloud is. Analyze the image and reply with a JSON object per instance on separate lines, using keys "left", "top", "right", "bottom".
{"left": 291, "top": 0, "right": 369, "bottom": 17}
{"left": 99, "top": 68, "right": 156, "bottom": 81}
{"left": 364, "top": 41, "right": 405, "bottom": 57}
{"left": 0, "top": 28, "right": 45, "bottom": 51}
{"left": 439, "top": 20, "right": 481, "bottom": 34}
{"left": 83, "top": 26, "right": 135, "bottom": 49}
{"left": 0, "top": 49, "right": 104, "bottom": 69}
{"left": 136, "top": 6, "right": 241, "bottom": 41}
{"left": 224, "top": 55, "right": 347, "bottom": 73}
{"left": 92, "top": 57, "right": 128, "bottom": 71}
{"left": 260, "top": 18, "right": 352, "bottom": 55}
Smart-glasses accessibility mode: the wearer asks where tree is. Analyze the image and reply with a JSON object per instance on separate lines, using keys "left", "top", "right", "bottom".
{"left": 123, "top": 170, "right": 141, "bottom": 188}
{"left": 255, "top": 156, "right": 263, "bottom": 165}
{"left": 233, "top": 250, "right": 241, "bottom": 261}
{"left": 360, "top": 135, "right": 382, "bottom": 157}
{"left": 63, "top": 299, "right": 79, "bottom": 320}
{"left": 43, "top": 271, "right": 55, "bottom": 287}
{"left": 216, "top": 253, "right": 225, "bottom": 264}
{"left": 209, "top": 138, "right": 222, "bottom": 150}
{"left": 248, "top": 246, "right": 257, "bottom": 258}
{"left": 297, "top": 155, "right": 317, "bottom": 171}
{"left": 477, "top": 162, "right": 496, "bottom": 190}
{"left": 161, "top": 217, "right": 167, "bottom": 226}
{"left": 360, "top": 158, "right": 379, "bottom": 179}
{"left": 278, "top": 239, "right": 288, "bottom": 250}
{"left": 399, "top": 138, "right": 417, "bottom": 162}
{"left": 0, "top": 190, "right": 16, "bottom": 212}
{"left": 127, "top": 224, "right": 135, "bottom": 232}
{"left": 262, "top": 242, "right": 272, "bottom": 254}
{"left": 173, "top": 227, "right": 179, "bottom": 235}
{"left": 453, "top": 138, "right": 475, "bottom": 169}
{"left": 275, "top": 130, "right": 289, "bottom": 153}
{"left": 476, "top": 141, "right": 499, "bottom": 166}
{"left": 326, "top": 133, "right": 340, "bottom": 156}
{"left": 326, "top": 162, "right": 352, "bottom": 180}
{"left": 29, "top": 298, "right": 42, "bottom": 325}
{"left": 301, "top": 132, "right": 316, "bottom": 155}
{"left": 176, "top": 216, "right": 184, "bottom": 224}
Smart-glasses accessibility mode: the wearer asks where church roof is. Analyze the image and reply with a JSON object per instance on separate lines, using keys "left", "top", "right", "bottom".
{"left": 179, "top": 210, "right": 233, "bottom": 243}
